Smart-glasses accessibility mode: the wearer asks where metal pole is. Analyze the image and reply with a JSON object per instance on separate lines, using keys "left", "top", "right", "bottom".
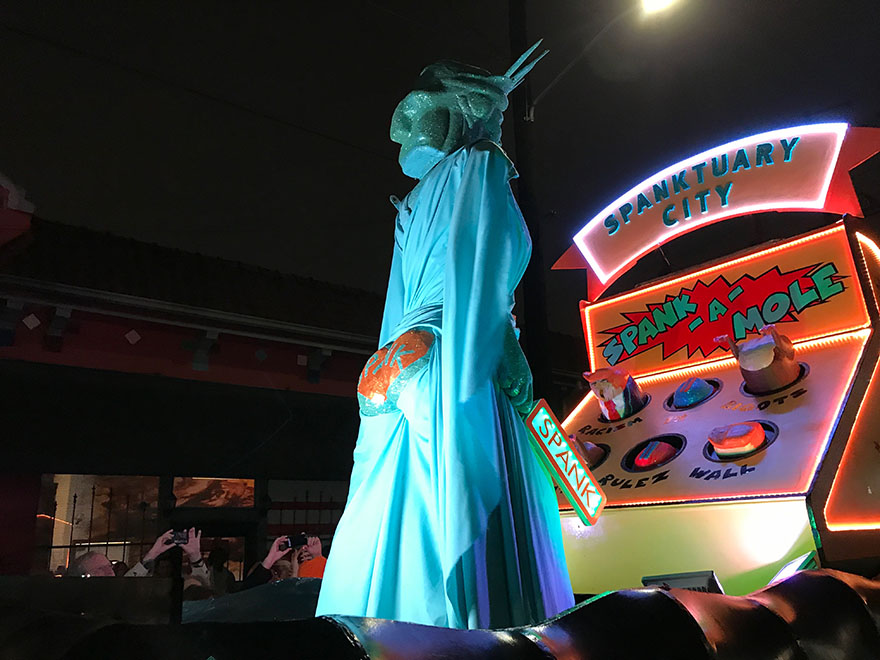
{"left": 139, "top": 500, "right": 148, "bottom": 564}
{"left": 529, "top": 6, "right": 637, "bottom": 116}
{"left": 508, "top": 0, "right": 556, "bottom": 410}
{"left": 86, "top": 485, "right": 96, "bottom": 552}
{"left": 121, "top": 494, "right": 130, "bottom": 564}
{"left": 50, "top": 498, "right": 58, "bottom": 572}
{"left": 68, "top": 493, "right": 77, "bottom": 568}
{"left": 105, "top": 487, "right": 113, "bottom": 555}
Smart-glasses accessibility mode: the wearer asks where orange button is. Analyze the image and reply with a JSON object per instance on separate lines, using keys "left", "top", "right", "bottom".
{"left": 708, "top": 422, "right": 765, "bottom": 457}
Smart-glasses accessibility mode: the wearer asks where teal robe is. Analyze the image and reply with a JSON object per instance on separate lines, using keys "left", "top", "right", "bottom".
{"left": 316, "top": 140, "right": 574, "bottom": 629}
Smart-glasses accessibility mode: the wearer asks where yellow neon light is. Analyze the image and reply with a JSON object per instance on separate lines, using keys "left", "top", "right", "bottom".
{"left": 824, "top": 339, "right": 880, "bottom": 530}
{"left": 563, "top": 329, "right": 871, "bottom": 507}
{"left": 856, "top": 232, "right": 880, "bottom": 313}
{"left": 589, "top": 225, "right": 844, "bottom": 314}
{"left": 584, "top": 304, "right": 596, "bottom": 380}
{"left": 563, "top": 391, "right": 596, "bottom": 429}
{"left": 827, "top": 519, "right": 880, "bottom": 532}
{"left": 856, "top": 232, "right": 880, "bottom": 267}
{"left": 566, "top": 330, "right": 867, "bottom": 429}
{"left": 822, "top": 232, "right": 880, "bottom": 531}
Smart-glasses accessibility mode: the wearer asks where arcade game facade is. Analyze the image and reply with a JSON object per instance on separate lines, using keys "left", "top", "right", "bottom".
{"left": 554, "top": 123, "right": 880, "bottom": 596}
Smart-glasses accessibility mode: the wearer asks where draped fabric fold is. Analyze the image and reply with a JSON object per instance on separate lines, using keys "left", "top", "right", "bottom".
{"left": 316, "top": 140, "right": 574, "bottom": 629}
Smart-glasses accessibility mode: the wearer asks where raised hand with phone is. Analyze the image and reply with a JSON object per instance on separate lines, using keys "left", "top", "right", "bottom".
{"left": 260, "top": 535, "right": 294, "bottom": 571}
{"left": 124, "top": 527, "right": 208, "bottom": 586}
{"left": 240, "top": 533, "right": 321, "bottom": 590}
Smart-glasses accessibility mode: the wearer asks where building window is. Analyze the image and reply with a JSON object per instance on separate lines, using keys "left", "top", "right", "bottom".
{"left": 172, "top": 477, "right": 255, "bottom": 508}
{"left": 36, "top": 474, "right": 160, "bottom": 574}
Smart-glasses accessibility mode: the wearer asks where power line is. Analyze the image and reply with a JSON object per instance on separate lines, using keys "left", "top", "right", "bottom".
{"left": 0, "top": 21, "right": 397, "bottom": 164}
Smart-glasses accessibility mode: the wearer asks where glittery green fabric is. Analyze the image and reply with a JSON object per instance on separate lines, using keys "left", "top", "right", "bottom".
{"left": 390, "top": 41, "right": 547, "bottom": 179}
{"left": 390, "top": 61, "right": 509, "bottom": 179}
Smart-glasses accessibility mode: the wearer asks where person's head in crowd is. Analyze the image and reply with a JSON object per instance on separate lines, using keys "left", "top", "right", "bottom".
{"left": 208, "top": 546, "right": 229, "bottom": 571}
{"left": 260, "top": 535, "right": 293, "bottom": 573}
{"left": 183, "top": 575, "right": 214, "bottom": 601}
{"left": 111, "top": 560, "right": 129, "bottom": 577}
{"left": 270, "top": 559, "right": 293, "bottom": 580}
{"left": 68, "top": 552, "right": 115, "bottom": 577}
{"left": 137, "top": 528, "right": 201, "bottom": 578}
{"left": 154, "top": 546, "right": 182, "bottom": 579}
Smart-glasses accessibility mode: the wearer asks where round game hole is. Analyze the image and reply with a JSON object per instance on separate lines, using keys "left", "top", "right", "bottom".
{"left": 739, "top": 363, "right": 809, "bottom": 398}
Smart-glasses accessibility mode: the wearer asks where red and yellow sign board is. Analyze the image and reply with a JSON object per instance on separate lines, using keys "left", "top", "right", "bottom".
{"left": 583, "top": 224, "right": 868, "bottom": 376}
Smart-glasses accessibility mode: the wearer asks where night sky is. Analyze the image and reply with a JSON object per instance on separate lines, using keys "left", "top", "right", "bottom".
{"left": 2, "top": 0, "right": 879, "bottom": 339}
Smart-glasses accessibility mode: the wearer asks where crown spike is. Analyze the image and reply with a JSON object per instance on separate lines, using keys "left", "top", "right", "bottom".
{"left": 504, "top": 39, "right": 545, "bottom": 79}
{"left": 508, "top": 48, "right": 549, "bottom": 89}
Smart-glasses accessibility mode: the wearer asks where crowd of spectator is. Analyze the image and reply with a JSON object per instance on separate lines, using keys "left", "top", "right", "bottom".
{"left": 64, "top": 529, "right": 326, "bottom": 601}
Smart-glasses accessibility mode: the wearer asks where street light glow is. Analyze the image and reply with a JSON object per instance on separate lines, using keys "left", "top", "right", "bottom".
{"left": 642, "top": 0, "right": 677, "bottom": 14}
{"left": 530, "top": 0, "right": 683, "bottom": 116}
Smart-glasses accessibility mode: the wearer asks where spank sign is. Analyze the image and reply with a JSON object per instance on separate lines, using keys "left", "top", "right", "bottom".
{"left": 564, "top": 123, "right": 880, "bottom": 297}
{"left": 584, "top": 225, "right": 869, "bottom": 374}
{"left": 525, "top": 399, "right": 606, "bottom": 526}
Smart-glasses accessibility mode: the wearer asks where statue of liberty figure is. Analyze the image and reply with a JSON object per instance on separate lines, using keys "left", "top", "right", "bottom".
{"left": 316, "top": 43, "right": 574, "bottom": 629}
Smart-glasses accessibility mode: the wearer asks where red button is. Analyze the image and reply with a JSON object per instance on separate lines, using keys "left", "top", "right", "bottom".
{"left": 634, "top": 440, "right": 678, "bottom": 468}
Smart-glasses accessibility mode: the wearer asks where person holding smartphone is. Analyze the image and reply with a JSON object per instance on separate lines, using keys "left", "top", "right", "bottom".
{"left": 125, "top": 527, "right": 208, "bottom": 588}
{"left": 297, "top": 535, "right": 326, "bottom": 579}
{"left": 239, "top": 534, "right": 313, "bottom": 590}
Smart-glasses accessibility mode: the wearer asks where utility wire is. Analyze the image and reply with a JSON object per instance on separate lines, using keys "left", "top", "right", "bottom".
{"left": 0, "top": 21, "right": 397, "bottom": 164}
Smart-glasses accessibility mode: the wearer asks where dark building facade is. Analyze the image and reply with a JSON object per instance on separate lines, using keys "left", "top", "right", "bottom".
{"left": 0, "top": 190, "right": 384, "bottom": 575}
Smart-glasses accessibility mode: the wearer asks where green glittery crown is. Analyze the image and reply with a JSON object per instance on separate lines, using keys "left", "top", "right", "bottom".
{"left": 418, "top": 40, "right": 548, "bottom": 141}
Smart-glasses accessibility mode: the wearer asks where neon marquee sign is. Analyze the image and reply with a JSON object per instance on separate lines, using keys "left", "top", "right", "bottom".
{"left": 583, "top": 225, "right": 870, "bottom": 376}
{"left": 560, "top": 123, "right": 880, "bottom": 298}
{"left": 599, "top": 261, "right": 846, "bottom": 367}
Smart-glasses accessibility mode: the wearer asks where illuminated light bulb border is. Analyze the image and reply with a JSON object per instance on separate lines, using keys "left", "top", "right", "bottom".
{"left": 822, "top": 233, "right": 880, "bottom": 531}
{"left": 856, "top": 231, "right": 880, "bottom": 314}
{"left": 563, "top": 329, "right": 871, "bottom": 507}
{"left": 855, "top": 232, "right": 880, "bottom": 266}
{"left": 559, "top": 494, "right": 808, "bottom": 518}
{"left": 824, "top": 328, "right": 880, "bottom": 528}
{"left": 588, "top": 225, "right": 844, "bottom": 316}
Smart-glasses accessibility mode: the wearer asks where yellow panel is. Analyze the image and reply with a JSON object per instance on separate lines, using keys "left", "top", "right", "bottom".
{"left": 561, "top": 498, "right": 816, "bottom": 596}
